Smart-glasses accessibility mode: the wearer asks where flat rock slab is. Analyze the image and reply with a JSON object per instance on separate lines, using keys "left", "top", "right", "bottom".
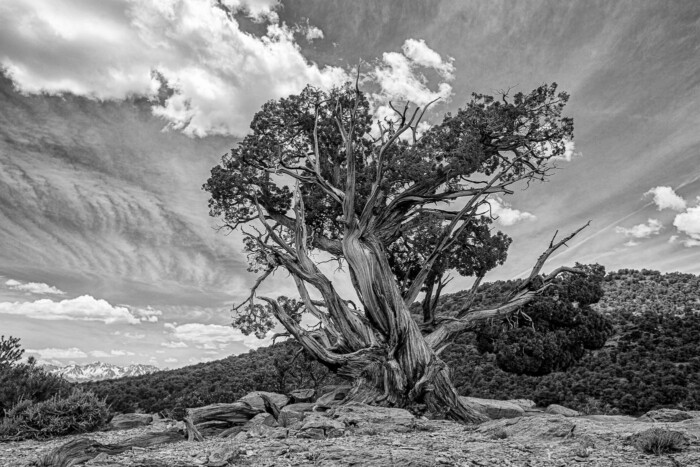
{"left": 546, "top": 404, "right": 581, "bottom": 417}
{"left": 462, "top": 397, "right": 525, "bottom": 419}
{"left": 238, "top": 392, "right": 290, "bottom": 411}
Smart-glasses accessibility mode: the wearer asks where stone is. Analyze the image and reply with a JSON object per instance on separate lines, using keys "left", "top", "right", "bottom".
{"left": 238, "top": 391, "right": 290, "bottom": 411}
{"left": 243, "top": 412, "right": 278, "bottom": 429}
{"left": 546, "top": 404, "right": 581, "bottom": 417}
{"left": 281, "top": 402, "right": 316, "bottom": 413}
{"left": 644, "top": 408, "right": 693, "bottom": 423}
{"left": 331, "top": 402, "right": 415, "bottom": 434}
{"left": 107, "top": 413, "right": 153, "bottom": 430}
{"left": 508, "top": 399, "right": 537, "bottom": 411}
{"left": 290, "top": 389, "right": 315, "bottom": 403}
{"left": 206, "top": 443, "right": 240, "bottom": 467}
{"left": 461, "top": 397, "right": 525, "bottom": 419}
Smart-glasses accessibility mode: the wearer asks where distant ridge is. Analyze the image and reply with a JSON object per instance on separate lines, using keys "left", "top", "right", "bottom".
{"left": 42, "top": 361, "right": 160, "bottom": 382}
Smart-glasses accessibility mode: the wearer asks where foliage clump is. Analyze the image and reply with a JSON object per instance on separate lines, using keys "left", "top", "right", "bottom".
{"left": 632, "top": 428, "right": 687, "bottom": 455}
{"left": 0, "top": 388, "right": 110, "bottom": 440}
{"left": 0, "top": 337, "right": 71, "bottom": 416}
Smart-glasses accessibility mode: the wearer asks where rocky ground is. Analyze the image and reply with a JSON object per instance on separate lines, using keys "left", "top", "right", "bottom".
{"left": 2, "top": 404, "right": 699, "bottom": 467}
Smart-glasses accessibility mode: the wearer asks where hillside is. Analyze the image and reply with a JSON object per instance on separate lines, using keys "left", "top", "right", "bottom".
{"left": 84, "top": 269, "right": 700, "bottom": 416}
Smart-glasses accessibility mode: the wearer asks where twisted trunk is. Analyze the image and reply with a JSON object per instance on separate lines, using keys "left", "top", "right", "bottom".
{"left": 339, "top": 230, "right": 487, "bottom": 423}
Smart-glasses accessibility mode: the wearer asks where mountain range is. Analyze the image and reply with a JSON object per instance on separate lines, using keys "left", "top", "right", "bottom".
{"left": 42, "top": 361, "right": 160, "bottom": 382}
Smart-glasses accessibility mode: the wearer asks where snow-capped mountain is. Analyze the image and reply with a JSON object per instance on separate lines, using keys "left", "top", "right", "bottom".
{"left": 43, "top": 361, "right": 160, "bottom": 382}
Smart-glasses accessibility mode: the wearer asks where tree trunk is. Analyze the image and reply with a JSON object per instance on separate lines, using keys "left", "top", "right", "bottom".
{"left": 340, "top": 231, "right": 487, "bottom": 423}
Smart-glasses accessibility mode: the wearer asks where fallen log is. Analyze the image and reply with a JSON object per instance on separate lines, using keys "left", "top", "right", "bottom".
{"left": 184, "top": 402, "right": 262, "bottom": 441}
{"left": 33, "top": 430, "right": 183, "bottom": 467}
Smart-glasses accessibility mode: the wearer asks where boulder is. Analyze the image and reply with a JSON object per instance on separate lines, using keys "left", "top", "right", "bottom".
{"left": 238, "top": 391, "right": 290, "bottom": 411}
{"left": 290, "top": 389, "right": 315, "bottom": 403}
{"left": 243, "top": 412, "right": 278, "bottom": 429}
{"left": 644, "top": 408, "right": 693, "bottom": 423}
{"left": 281, "top": 402, "right": 316, "bottom": 414}
{"left": 108, "top": 413, "right": 153, "bottom": 430}
{"left": 509, "top": 399, "right": 537, "bottom": 411}
{"left": 299, "top": 414, "right": 345, "bottom": 438}
{"left": 546, "top": 404, "right": 580, "bottom": 417}
{"left": 461, "top": 397, "right": 525, "bottom": 419}
{"left": 331, "top": 402, "right": 415, "bottom": 434}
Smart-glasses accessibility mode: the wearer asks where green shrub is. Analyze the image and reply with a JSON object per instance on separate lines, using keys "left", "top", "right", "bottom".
{"left": 0, "top": 388, "right": 110, "bottom": 440}
{"left": 633, "top": 428, "right": 687, "bottom": 455}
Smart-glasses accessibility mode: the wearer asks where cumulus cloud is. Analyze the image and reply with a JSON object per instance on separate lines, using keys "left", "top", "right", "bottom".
{"left": 673, "top": 203, "right": 700, "bottom": 247}
{"left": 614, "top": 218, "right": 663, "bottom": 239}
{"left": 0, "top": 295, "right": 140, "bottom": 324}
{"left": 645, "top": 186, "right": 687, "bottom": 211}
{"left": 165, "top": 322, "right": 270, "bottom": 350}
{"left": 130, "top": 306, "right": 163, "bottom": 323}
{"left": 401, "top": 39, "right": 455, "bottom": 80}
{"left": 4, "top": 279, "right": 65, "bottom": 295}
{"left": 486, "top": 197, "right": 537, "bottom": 226}
{"left": 164, "top": 357, "right": 178, "bottom": 363}
{"left": 371, "top": 40, "right": 454, "bottom": 107}
{"left": 27, "top": 347, "right": 87, "bottom": 360}
{"left": 0, "top": 0, "right": 347, "bottom": 137}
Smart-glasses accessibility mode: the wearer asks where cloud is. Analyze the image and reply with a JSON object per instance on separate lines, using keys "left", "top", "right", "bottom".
{"left": 401, "top": 39, "right": 455, "bottom": 80}
{"left": 0, "top": 0, "right": 347, "bottom": 137}
{"left": 27, "top": 347, "right": 87, "bottom": 359}
{"left": 4, "top": 279, "right": 65, "bottom": 295}
{"left": 624, "top": 240, "right": 640, "bottom": 247}
{"left": 0, "top": 295, "right": 140, "bottom": 324}
{"left": 371, "top": 39, "right": 454, "bottom": 107}
{"left": 166, "top": 322, "right": 270, "bottom": 350}
{"left": 160, "top": 341, "right": 189, "bottom": 348}
{"left": 164, "top": 357, "right": 178, "bottom": 363}
{"left": 131, "top": 306, "right": 163, "bottom": 323}
{"left": 645, "top": 186, "right": 687, "bottom": 211}
{"left": 486, "top": 197, "right": 537, "bottom": 226}
{"left": 614, "top": 218, "right": 663, "bottom": 239}
{"left": 554, "top": 140, "right": 581, "bottom": 162}
{"left": 673, "top": 203, "right": 700, "bottom": 247}
{"left": 89, "top": 349, "right": 135, "bottom": 358}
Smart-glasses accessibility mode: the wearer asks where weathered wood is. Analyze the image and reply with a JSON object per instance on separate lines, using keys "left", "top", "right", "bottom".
{"left": 183, "top": 402, "right": 262, "bottom": 442}
{"left": 34, "top": 430, "right": 183, "bottom": 467}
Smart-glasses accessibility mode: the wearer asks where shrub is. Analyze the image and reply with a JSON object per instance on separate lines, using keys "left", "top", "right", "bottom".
{"left": 0, "top": 363, "right": 71, "bottom": 416}
{"left": 0, "top": 388, "right": 110, "bottom": 440}
{"left": 633, "top": 428, "right": 687, "bottom": 455}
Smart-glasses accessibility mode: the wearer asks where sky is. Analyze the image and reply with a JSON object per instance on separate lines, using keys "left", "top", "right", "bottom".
{"left": 0, "top": 0, "right": 699, "bottom": 368}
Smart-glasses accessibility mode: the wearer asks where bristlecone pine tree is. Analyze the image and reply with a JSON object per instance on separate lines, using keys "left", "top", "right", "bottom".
{"left": 204, "top": 82, "right": 592, "bottom": 423}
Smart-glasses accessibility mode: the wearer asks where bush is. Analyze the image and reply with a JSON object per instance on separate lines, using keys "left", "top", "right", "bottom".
{"left": 0, "top": 363, "right": 71, "bottom": 416}
{"left": 633, "top": 428, "right": 687, "bottom": 455}
{"left": 0, "top": 389, "right": 110, "bottom": 440}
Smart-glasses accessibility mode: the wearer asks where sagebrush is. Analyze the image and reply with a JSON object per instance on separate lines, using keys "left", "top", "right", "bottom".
{"left": 0, "top": 388, "right": 110, "bottom": 440}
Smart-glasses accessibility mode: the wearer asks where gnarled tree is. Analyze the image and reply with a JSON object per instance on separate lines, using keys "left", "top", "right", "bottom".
{"left": 205, "top": 82, "right": 589, "bottom": 423}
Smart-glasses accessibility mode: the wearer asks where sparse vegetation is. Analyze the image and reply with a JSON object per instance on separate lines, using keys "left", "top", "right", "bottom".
{"left": 633, "top": 428, "right": 687, "bottom": 455}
